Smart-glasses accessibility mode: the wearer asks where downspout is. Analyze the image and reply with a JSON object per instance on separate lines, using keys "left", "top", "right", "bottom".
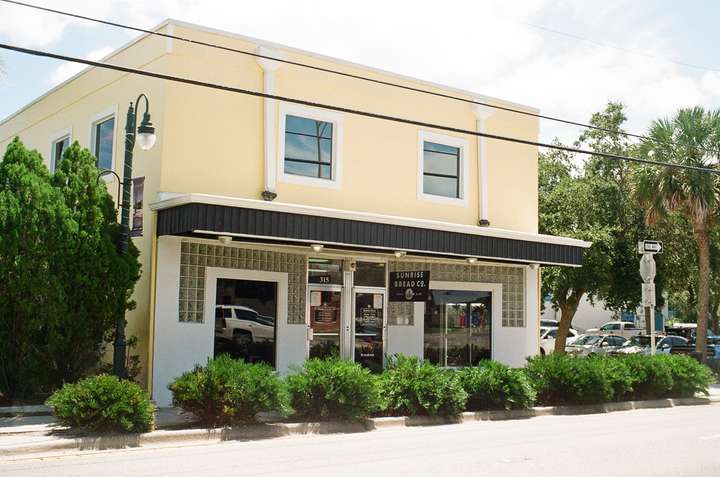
{"left": 472, "top": 103, "right": 494, "bottom": 226}
{"left": 256, "top": 46, "right": 286, "bottom": 201}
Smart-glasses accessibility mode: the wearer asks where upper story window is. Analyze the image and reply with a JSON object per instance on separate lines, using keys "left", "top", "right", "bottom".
{"left": 417, "top": 131, "right": 468, "bottom": 206}
{"left": 50, "top": 134, "right": 70, "bottom": 172}
{"left": 278, "top": 103, "right": 343, "bottom": 188}
{"left": 284, "top": 115, "right": 333, "bottom": 179}
{"left": 92, "top": 115, "right": 115, "bottom": 171}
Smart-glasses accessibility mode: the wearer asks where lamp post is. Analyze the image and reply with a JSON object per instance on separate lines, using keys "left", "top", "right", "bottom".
{"left": 113, "top": 94, "right": 156, "bottom": 378}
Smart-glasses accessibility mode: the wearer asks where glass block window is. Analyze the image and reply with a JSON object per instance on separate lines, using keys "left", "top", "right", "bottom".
{"left": 423, "top": 141, "right": 460, "bottom": 199}
{"left": 284, "top": 114, "right": 333, "bottom": 180}
{"left": 388, "top": 261, "right": 525, "bottom": 327}
{"left": 179, "top": 241, "right": 307, "bottom": 324}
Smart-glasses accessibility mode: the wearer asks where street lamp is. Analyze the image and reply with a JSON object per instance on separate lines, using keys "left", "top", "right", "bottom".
{"left": 113, "top": 94, "right": 156, "bottom": 378}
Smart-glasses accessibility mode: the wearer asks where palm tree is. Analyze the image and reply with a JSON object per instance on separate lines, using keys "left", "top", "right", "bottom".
{"left": 634, "top": 107, "right": 720, "bottom": 360}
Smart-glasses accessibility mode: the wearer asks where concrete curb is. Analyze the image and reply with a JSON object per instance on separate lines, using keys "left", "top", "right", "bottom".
{"left": 0, "top": 396, "right": 715, "bottom": 457}
{"left": 0, "top": 405, "right": 51, "bottom": 418}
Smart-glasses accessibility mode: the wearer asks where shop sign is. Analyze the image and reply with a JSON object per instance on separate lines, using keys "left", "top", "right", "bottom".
{"left": 389, "top": 270, "right": 430, "bottom": 302}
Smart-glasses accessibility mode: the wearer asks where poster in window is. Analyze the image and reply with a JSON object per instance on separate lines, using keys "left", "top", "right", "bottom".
{"left": 130, "top": 176, "right": 144, "bottom": 237}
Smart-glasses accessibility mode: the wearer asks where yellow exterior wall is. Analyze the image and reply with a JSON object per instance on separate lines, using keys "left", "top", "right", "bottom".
{"left": 0, "top": 21, "right": 540, "bottom": 388}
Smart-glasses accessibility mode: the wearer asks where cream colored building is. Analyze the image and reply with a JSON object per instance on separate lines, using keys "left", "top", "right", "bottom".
{"left": 0, "top": 20, "right": 589, "bottom": 406}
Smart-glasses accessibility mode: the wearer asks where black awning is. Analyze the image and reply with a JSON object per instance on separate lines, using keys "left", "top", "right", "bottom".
{"left": 156, "top": 202, "right": 584, "bottom": 266}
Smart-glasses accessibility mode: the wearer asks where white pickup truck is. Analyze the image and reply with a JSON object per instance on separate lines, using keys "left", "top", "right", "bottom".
{"left": 586, "top": 321, "right": 643, "bottom": 339}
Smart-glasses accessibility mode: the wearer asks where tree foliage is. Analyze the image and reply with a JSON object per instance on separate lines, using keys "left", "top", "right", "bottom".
{"left": 0, "top": 138, "right": 140, "bottom": 400}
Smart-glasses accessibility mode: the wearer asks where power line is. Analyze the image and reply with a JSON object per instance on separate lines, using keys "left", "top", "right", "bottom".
{"left": 2, "top": 0, "right": 716, "bottom": 157}
{"left": 1, "top": 41, "right": 717, "bottom": 176}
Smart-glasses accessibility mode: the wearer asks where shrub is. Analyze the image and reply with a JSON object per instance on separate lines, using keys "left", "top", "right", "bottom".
{"left": 380, "top": 355, "right": 467, "bottom": 417}
{"left": 286, "top": 357, "right": 381, "bottom": 421}
{"left": 661, "top": 354, "right": 714, "bottom": 398}
{"left": 46, "top": 375, "right": 155, "bottom": 433}
{"left": 457, "top": 361, "right": 536, "bottom": 411}
{"left": 619, "top": 354, "right": 674, "bottom": 400}
{"left": 169, "top": 355, "right": 290, "bottom": 427}
{"left": 525, "top": 354, "right": 622, "bottom": 405}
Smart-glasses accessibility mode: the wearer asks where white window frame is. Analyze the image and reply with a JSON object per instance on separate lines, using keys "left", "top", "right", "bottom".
{"left": 417, "top": 130, "right": 469, "bottom": 207}
{"left": 277, "top": 102, "right": 344, "bottom": 189}
{"left": 48, "top": 127, "right": 72, "bottom": 172}
{"left": 89, "top": 105, "right": 118, "bottom": 178}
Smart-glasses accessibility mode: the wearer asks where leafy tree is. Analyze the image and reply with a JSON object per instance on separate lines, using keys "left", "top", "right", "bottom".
{"left": 634, "top": 107, "right": 720, "bottom": 360}
{"left": 0, "top": 138, "right": 73, "bottom": 398}
{"left": 49, "top": 142, "right": 140, "bottom": 385}
{"left": 0, "top": 138, "right": 141, "bottom": 400}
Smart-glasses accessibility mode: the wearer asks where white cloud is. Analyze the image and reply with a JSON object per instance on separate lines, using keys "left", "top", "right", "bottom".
{"left": 49, "top": 46, "right": 114, "bottom": 85}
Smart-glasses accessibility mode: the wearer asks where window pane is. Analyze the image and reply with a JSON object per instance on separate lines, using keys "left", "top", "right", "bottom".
{"left": 53, "top": 136, "right": 69, "bottom": 170}
{"left": 214, "top": 278, "right": 277, "bottom": 367}
{"left": 308, "top": 258, "right": 343, "bottom": 284}
{"left": 320, "top": 164, "right": 331, "bottom": 179}
{"left": 94, "top": 117, "right": 114, "bottom": 170}
{"left": 424, "top": 150, "right": 458, "bottom": 176}
{"left": 423, "top": 175, "right": 459, "bottom": 198}
{"left": 320, "top": 138, "right": 332, "bottom": 163}
{"left": 425, "top": 141, "right": 459, "bottom": 155}
{"left": 285, "top": 160, "right": 319, "bottom": 178}
{"left": 354, "top": 261, "right": 386, "bottom": 287}
{"left": 285, "top": 132, "right": 320, "bottom": 162}
{"left": 286, "top": 115, "right": 333, "bottom": 139}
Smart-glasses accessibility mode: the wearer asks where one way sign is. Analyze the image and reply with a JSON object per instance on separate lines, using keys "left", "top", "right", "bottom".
{"left": 638, "top": 240, "right": 663, "bottom": 254}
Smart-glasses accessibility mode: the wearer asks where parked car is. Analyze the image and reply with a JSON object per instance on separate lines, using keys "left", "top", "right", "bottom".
{"left": 586, "top": 321, "right": 642, "bottom": 339}
{"left": 215, "top": 305, "right": 275, "bottom": 344}
{"left": 613, "top": 334, "right": 680, "bottom": 355}
{"left": 539, "top": 327, "right": 579, "bottom": 356}
{"left": 541, "top": 319, "right": 560, "bottom": 328}
{"left": 565, "top": 334, "right": 627, "bottom": 357}
{"left": 666, "top": 324, "right": 720, "bottom": 357}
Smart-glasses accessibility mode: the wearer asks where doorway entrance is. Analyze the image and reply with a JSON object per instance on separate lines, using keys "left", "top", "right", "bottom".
{"left": 423, "top": 290, "right": 492, "bottom": 367}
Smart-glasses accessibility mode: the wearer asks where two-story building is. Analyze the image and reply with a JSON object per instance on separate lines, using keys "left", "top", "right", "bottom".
{"left": 0, "top": 20, "right": 589, "bottom": 406}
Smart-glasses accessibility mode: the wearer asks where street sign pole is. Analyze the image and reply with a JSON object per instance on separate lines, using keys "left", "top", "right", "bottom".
{"left": 639, "top": 241, "right": 661, "bottom": 356}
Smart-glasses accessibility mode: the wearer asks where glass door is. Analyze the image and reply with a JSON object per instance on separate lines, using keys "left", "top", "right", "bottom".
{"left": 308, "top": 284, "right": 343, "bottom": 359}
{"left": 353, "top": 289, "right": 386, "bottom": 372}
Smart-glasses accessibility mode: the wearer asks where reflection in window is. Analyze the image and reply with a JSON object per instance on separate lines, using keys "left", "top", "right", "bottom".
{"left": 93, "top": 117, "right": 115, "bottom": 171}
{"left": 423, "top": 141, "right": 460, "bottom": 198}
{"left": 52, "top": 136, "right": 70, "bottom": 171}
{"left": 284, "top": 114, "right": 333, "bottom": 179}
{"left": 424, "top": 290, "right": 491, "bottom": 367}
{"left": 309, "top": 289, "right": 341, "bottom": 359}
{"left": 214, "top": 278, "right": 277, "bottom": 367}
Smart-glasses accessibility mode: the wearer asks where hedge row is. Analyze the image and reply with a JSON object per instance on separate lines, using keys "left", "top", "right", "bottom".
{"left": 46, "top": 353, "right": 714, "bottom": 432}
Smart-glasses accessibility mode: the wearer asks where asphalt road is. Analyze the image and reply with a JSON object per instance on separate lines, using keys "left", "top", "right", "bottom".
{"left": 2, "top": 405, "right": 720, "bottom": 477}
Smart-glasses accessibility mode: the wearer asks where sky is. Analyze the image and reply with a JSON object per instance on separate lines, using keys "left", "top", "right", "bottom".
{"left": 1, "top": 0, "right": 719, "bottom": 144}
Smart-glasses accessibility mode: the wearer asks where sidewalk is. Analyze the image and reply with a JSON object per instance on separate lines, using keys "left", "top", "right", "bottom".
{"left": 1, "top": 394, "right": 718, "bottom": 459}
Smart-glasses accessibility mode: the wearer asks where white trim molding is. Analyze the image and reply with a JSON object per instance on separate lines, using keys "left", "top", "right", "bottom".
{"left": 277, "top": 102, "right": 344, "bottom": 190}
{"left": 417, "top": 130, "right": 469, "bottom": 207}
{"left": 89, "top": 105, "right": 119, "bottom": 179}
{"left": 256, "top": 46, "right": 286, "bottom": 198}
{"left": 48, "top": 126, "right": 72, "bottom": 171}
{"left": 472, "top": 104, "right": 495, "bottom": 225}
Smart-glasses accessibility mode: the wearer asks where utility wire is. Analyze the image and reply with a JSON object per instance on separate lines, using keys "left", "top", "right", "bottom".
{"left": 1, "top": 42, "right": 717, "bottom": 175}
{"left": 3, "top": 0, "right": 717, "bottom": 158}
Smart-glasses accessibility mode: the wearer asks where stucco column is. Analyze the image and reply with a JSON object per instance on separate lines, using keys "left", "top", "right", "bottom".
{"left": 256, "top": 46, "right": 286, "bottom": 201}
{"left": 471, "top": 103, "right": 495, "bottom": 226}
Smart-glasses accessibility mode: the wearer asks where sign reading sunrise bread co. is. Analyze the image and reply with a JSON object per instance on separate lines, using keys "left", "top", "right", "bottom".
{"left": 389, "top": 271, "right": 430, "bottom": 302}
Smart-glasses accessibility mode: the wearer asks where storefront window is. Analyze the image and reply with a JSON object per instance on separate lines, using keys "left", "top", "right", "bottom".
{"left": 424, "top": 290, "right": 491, "bottom": 367}
{"left": 309, "top": 289, "right": 342, "bottom": 358}
{"left": 354, "top": 261, "right": 386, "bottom": 287}
{"left": 214, "top": 278, "right": 277, "bottom": 367}
{"left": 308, "top": 258, "right": 343, "bottom": 285}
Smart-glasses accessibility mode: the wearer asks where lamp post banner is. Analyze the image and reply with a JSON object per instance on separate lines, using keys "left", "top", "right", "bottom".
{"left": 130, "top": 176, "right": 144, "bottom": 237}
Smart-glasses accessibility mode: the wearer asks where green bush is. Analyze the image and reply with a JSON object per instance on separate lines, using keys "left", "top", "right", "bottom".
{"left": 46, "top": 375, "right": 155, "bottom": 433}
{"left": 457, "top": 361, "right": 536, "bottom": 411}
{"left": 169, "top": 355, "right": 290, "bottom": 427}
{"left": 380, "top": 355, "right": 467, "bottom": 417}
{"left": 661, "top": 354, "right": 714, "bottom": 398}
{"left": 286, "top": 357, "right": 381, "bottom": 421}
{"left": 525, "top": 354, "right": 626, "bottom": 405}
{"left": 619, "top": 354, "right": 674, "bottom": 400}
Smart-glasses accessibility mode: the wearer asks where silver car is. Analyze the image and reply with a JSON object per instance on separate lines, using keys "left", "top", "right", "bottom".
{"left": 565, "top": 334, "right": 627, "bottom": 357}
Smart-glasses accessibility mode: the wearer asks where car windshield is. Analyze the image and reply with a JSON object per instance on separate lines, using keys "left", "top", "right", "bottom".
{"left": 572, "top": 335, "right": 602, "bottom": 346}
{"left": 624, "top": 335, "right": 652, "bottom": 347}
